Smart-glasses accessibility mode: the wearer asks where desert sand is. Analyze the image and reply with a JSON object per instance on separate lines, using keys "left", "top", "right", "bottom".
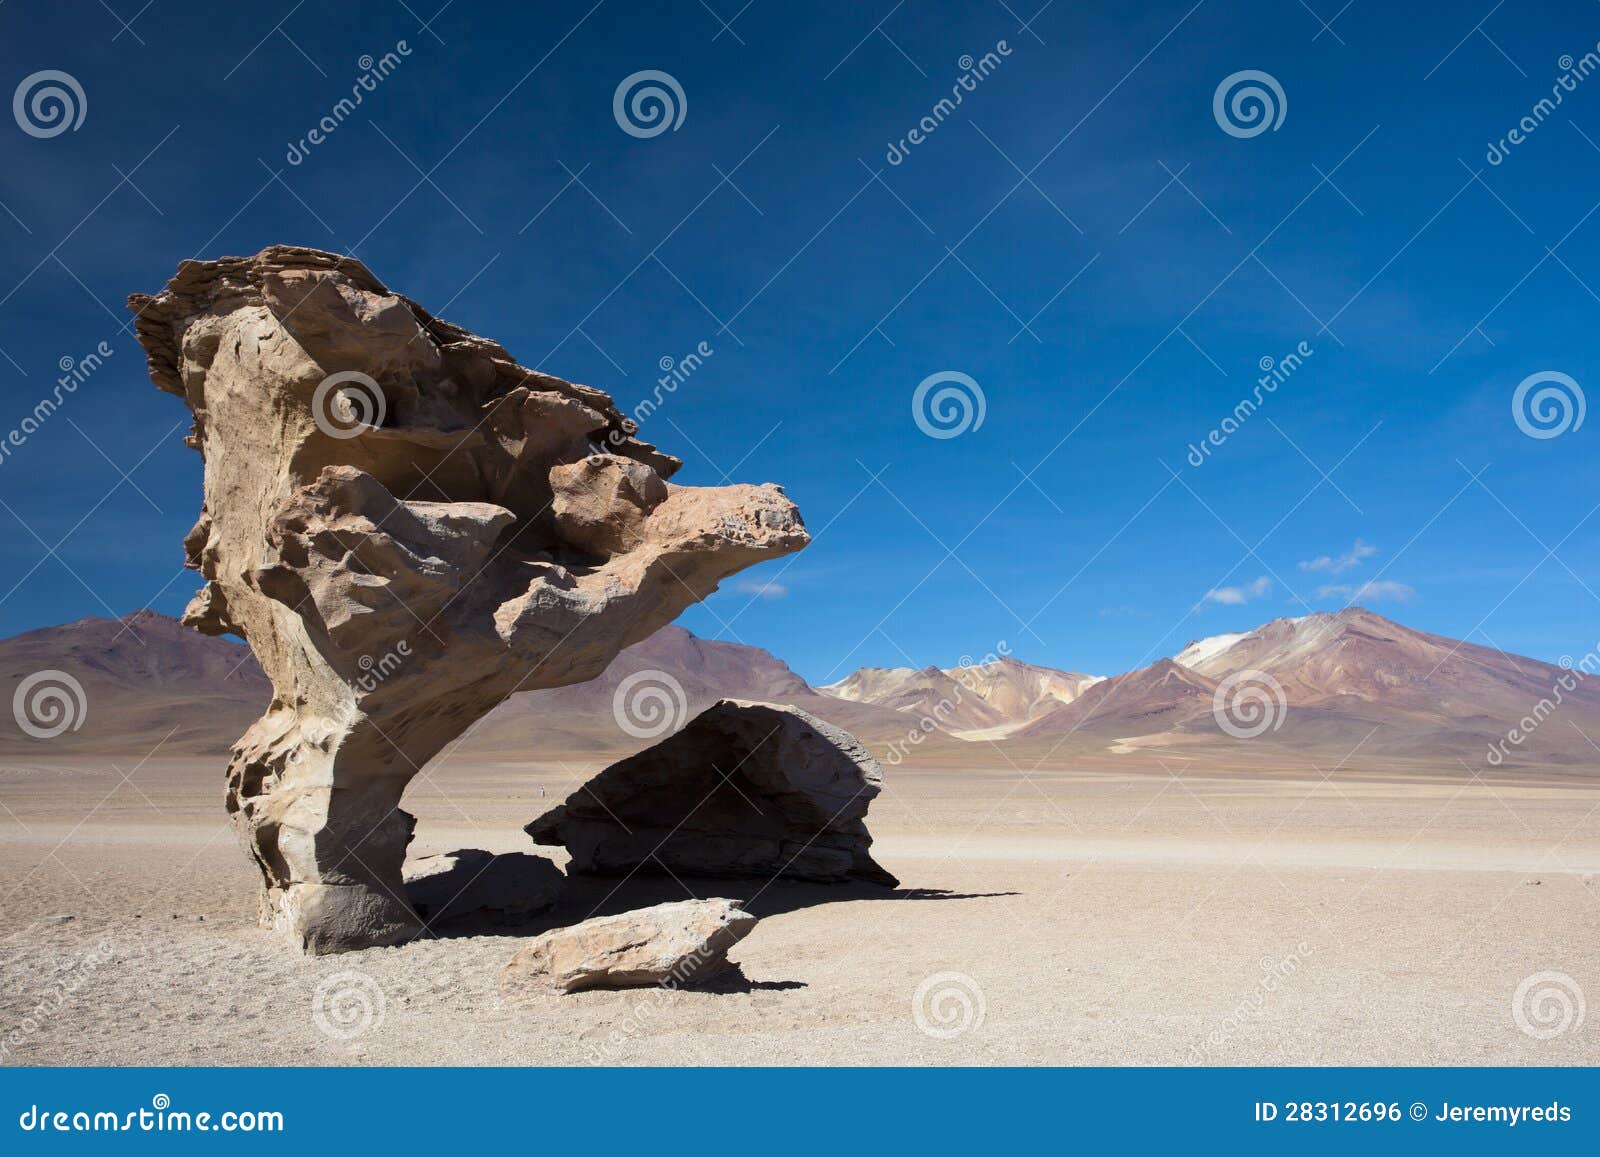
{"left": 2, "top": 749, "right": 1597, "bottom": 1066}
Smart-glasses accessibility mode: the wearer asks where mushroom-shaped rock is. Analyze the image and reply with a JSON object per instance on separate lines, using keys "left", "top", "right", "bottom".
{"left": 499, "top": 898, "right": 758, "bottom": 994}
{"left": 129, "top": 246, "right": 808, "bottom": 954}
{"left": 526, "top": 699, "right": 897, "bottom": 887}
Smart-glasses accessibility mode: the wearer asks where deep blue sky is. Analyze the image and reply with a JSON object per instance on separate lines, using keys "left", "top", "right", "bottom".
{"left": 1, "top": 0, "right": 1597, "bottom": 683}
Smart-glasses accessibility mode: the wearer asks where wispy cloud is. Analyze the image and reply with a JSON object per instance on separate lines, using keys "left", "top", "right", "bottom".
{"left": 734, "top": 579, "right": 789, "bottom": 599}
{"left": 1203, "top": 576, "right": 1272, "bottom": 606}
{"left": 1298, "top": 539, "right": 1377, "bottom": 574}
{"left": 1316, "top": 579, "right": 1415, "bottom": 603}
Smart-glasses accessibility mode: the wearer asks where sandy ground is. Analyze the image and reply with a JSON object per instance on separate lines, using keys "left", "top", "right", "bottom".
{"left": 1, "top": 753, "right": 1597, "bottom": 1066}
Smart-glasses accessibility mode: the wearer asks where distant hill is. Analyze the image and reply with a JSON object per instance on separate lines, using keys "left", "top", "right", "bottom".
{"left": 819, "top": 656, "right": 1102, "bottom": 739}
{"left": 0, "top": 610, "right": 268, "bottom": 754}
{"left": 0, "top": 615, "right": 919, "bottom": 759}
{"left": 1005, "top": 609, "right": 1600, "bottom": 766}
{"left": 4, "top": 607, "right": 1597, "bottom": 769}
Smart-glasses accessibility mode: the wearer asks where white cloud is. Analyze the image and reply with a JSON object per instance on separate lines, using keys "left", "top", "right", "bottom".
{"left": 1203, "top": 576, "right": 1272, "bottom": 606}
{"left": 734, "top": 579, "right": 789, "bottom": 599}
{"left": 1316, "top": 580, "right": 1415, "bottom": 603}
{"left": 1298, "top": 539, "right": 1377, "bottom": 574}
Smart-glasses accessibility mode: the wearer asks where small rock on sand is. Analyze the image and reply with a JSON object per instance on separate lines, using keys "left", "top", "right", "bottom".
{"left": 500, "top": 898, "right": 758, "bottom": 995}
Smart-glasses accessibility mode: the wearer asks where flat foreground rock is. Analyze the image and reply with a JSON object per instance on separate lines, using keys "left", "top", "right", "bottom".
{"left": 527, "top": 699, "right": 897, "bottom": 886}
{"left": 499, "top": 898, "right": 758, "bottom": 994}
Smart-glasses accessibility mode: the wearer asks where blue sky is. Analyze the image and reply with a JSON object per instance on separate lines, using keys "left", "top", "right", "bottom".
{"left": 0, "top": 0, "right": 1597, "bottom": 683}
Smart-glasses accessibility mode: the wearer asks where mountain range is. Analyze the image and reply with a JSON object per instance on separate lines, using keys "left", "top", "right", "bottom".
{"left": 2, "top": 607, "right": 1596, "bottom": 769}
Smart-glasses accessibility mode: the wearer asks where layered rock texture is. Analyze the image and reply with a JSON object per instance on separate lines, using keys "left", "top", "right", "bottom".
{"left": 500, "top": 898, "right": 758, "bottom": 994}
{"left": 129, "top": 246, "right": 807, "bottom": 954}
{"left": 527, "top": 699, "right": 897, "bottom": 886}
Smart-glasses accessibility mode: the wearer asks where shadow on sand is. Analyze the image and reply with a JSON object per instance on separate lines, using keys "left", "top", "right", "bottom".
{"left": 413, "top": 849, "right": 1016, "bottom": 992}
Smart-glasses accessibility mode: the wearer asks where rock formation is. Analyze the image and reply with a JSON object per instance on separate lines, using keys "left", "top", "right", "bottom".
{"left": 527, "top": 699, "right": 897, "bottom": 886}
{"left": 129, "top": 246, "right": 808, "bottom": 954}
{"left": 499, "top": 898, "right": 758, "bottom": 994}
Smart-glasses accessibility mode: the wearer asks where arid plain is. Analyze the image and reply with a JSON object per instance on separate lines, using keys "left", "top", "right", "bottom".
{"left": 3, "top": 745, "right": 1597, "bottom": 1065}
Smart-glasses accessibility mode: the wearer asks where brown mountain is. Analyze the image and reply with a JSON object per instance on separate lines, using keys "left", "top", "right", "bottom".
{"left": 820, "top": 656, "right": 1102, "bottom": 738}
{"left": 5, "top": 607, "right": 1596, "bottom": 769}
{"left": 1011, "top": 657, "right": 1219, "bottom": 741}
{"left": 0, "top": 614, "right": 915, "bottom": 758}
{"left": 465, "top": 625, "right": 917, "bottom": 754}
{"left": 0, "top": 610, "right": 269, "bottom": 754}
{"left": 1015, "top": 609, "right": 1600, "bottom": 766}
{"left": 1172, "top": 607, "right": 1600, "bottom": 718}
